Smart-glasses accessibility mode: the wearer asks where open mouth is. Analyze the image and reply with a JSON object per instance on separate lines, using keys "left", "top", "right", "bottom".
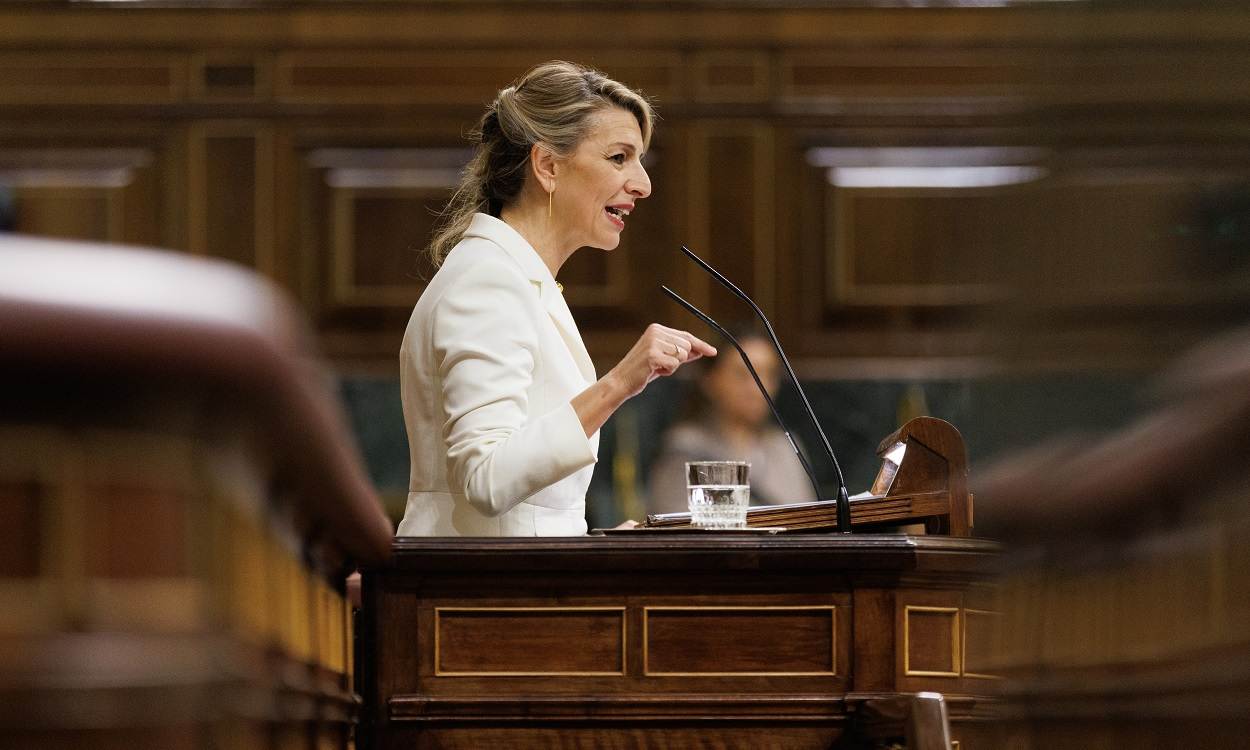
{"left": 604, "top": 205, "right": 630, "bottom": 228}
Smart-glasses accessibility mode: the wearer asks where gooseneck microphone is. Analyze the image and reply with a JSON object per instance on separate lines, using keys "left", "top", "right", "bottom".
{"left": 661, "top": 286, "right": 825, "bottom": 512}
{"left": 663, "top": 245, "right": 853, "bottom": 534}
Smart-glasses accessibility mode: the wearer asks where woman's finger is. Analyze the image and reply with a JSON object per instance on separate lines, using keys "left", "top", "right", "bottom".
{"left": 668, "top": 331, "right": 717, "bottom": 361}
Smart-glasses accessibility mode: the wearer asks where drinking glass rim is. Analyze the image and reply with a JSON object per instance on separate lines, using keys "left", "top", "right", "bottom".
{"left": 685, "top": 460, "right": 751, "bottom": 467}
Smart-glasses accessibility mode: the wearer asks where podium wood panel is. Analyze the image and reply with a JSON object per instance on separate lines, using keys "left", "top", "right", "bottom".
{"left": 359, "top": 534, "right": 999, "bottom": 749}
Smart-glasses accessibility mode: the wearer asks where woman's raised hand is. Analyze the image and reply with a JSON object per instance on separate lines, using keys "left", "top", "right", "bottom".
{"left": 608, "top": 323, "right": 717, "bottom": 400}
{"left": 572, "top": 324, "right": 716, "bottom": 438}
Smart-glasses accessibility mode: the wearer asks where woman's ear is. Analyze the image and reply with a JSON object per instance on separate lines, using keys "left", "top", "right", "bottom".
{"left": 530, "top": 144, "right": 558, "bottom": 193}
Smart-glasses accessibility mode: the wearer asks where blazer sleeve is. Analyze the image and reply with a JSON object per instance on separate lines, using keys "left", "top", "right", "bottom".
{"left": 432, "top": 258, "right": 597, "bottom": 517}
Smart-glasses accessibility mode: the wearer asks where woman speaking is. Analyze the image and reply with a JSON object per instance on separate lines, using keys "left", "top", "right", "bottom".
{"left": 397, "top": 61, "right": 715, "bottom": 537}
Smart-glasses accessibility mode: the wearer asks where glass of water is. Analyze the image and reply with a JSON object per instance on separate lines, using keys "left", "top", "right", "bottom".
{"left": 686, "top": 461, "right": 750, "bottom": 529}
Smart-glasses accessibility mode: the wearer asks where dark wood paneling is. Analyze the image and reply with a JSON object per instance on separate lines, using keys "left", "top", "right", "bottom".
{"left": 277, "top": 51, "right": 681, "bottom": 105}
{"left": 363, "top": 535, "right": 999, "bottom": 748}
{"left": 436, "top": 607, "right": 625, "bottom": 675}
{"left": 0, "top": 52, "right": 183, "bottom": 104}
{"left": 191, "top": 51, "right": 270, "bottom": 102}
{"left": 644, "top": 606, "right": 836, "bottom": 675}
{"left": 379, "top": 725, "right": 847, "bottom": 750}
{"left": 191, "top": 126, "right": 274, "bottom": 272}
{"left": 0, "top": 3, "right": 1247, "bottom": 371}
{"left": 851, "top": 587, "right": 897, "bottom": 693}
{"left": 0, "top": 479, "right": 40, "bottom": 578}
{"left": 693, "top": 50, "right": 771, "bottom": 104}
{"left": 299, "top": 145, "right": 459, "bottom": 348}
{"left": 345, "top": 192, "right": 443, "bottom": 294}
{"left": 690, "top": 122, "right": 775, "bottom": 323}
{"left": 962, "top": 608, "right": 999, "bottom": 679}
{"left": 830, "top": 189, "right": 1009, "bottom": 306}
{"left": 16, "top": 188, "right": 112, "bottom": 242}
{"left": 0, "top": 147, "right": 163, "bottom": 245}
{"left": 1, "top": 728, "right": 200, "bottom": 750}
{"left": 781, "top": 49, "right": 1035, "bottom": 104}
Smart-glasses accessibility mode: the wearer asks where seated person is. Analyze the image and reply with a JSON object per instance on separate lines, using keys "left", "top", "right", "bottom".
{"left": 646, "top": 326, "right": 816, "bottom": 515}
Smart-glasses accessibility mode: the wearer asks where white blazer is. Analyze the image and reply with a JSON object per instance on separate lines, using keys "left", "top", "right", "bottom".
{"left": 396, "top": 213, "right": 599, "bottom": 536}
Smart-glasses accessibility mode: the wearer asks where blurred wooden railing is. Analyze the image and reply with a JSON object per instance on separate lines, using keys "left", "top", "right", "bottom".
{"left": 977, "top": 326, "right": 1250, "bottom": 748}
{"left": 0, "top": 234, "right": 392, "bottom": 749}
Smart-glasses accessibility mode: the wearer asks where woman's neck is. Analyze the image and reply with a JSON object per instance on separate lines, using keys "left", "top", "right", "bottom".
{"left": 500, "top": 200, "right": 574, "bottom": 277}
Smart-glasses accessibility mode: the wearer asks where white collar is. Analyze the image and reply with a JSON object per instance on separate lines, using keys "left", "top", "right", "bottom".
{"left": 462, "top": 213, "right": 596, "bottom": 382}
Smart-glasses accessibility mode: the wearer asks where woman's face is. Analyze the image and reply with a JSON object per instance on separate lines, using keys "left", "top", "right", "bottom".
{"left": 703, "top": 337, "right": 780, "bottom": 428}
{"left": 554, "top": 106, "right": 651, "bottom": 251}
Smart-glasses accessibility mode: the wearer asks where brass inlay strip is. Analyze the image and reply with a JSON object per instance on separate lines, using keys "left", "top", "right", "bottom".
{"left": 643, "top": 605, "right": 837, "bottom": 677}
{"left": 434, "top": 606, "right": 626, "bottom": 677}
{"left": 903, "top": 605, "right": 961, "bottom": 678}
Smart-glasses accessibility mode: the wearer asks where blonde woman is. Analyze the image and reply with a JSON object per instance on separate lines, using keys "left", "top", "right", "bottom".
{"left": 397, "top": 61, "right": 715, "bottom": 537}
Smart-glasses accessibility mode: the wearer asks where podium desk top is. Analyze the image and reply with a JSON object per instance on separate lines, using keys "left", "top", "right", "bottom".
{"left": 381, "top": 533, "right": 999, "bottom": 576}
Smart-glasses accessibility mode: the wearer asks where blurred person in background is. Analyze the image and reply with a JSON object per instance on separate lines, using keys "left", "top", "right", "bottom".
{"left": 646, "top": 324, "right": 814, "bottom": 515}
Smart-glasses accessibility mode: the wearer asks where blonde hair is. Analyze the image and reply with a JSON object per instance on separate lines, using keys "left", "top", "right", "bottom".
{"left": 428, "top": 60, "right": 655, "bottom": 265}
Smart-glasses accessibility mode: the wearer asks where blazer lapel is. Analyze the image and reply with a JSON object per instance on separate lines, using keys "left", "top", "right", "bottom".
{"left": 465, "top": 214, "right": 597, "bottom": 383}
{"left": 540, "top": 284, "right": 596, "bottom": 383}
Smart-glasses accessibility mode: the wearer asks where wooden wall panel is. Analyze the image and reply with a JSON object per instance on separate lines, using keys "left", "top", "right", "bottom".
{"left": 297, "top": 141, "right": 462, "bottom": 359}
{"left": 828, "top": 188, "right": 1009, "bottom": 308}
{"left": 190, "top": 51, "right": 271, "bottom": 102}
{"left": 0, "top": 52, "right": 184, "bottom": 104}
{"left": 0, "top": 3, "right": 1246, "bottom": 371}
{"left": 304, "top": 146, "right": 458, "bottom": 310}
{"left": 16, "top": 188, "right": 114, "bottom": 243}
{"left": 692, "top": 50, "right": 771, "bottom": 104}
{"left": 276, "top": 50, "right": 682, "bottom": 106}
{"left": 189, "top": 124, "right": 275, "bottom": 274}
{"left": 687, "top": 122, "right": 775, "bottom": 324}
{"left": 0, "top": 148, "right": 162, "bottom": 246}
{"left": 781, "top": 49, "right": 1035, "bottom": 107}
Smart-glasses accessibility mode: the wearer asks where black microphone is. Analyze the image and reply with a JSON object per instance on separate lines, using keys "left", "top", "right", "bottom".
{"left": 661, "top": 286, "right": 825, "bottom": 512}
{"left": 664, "top": 245, "right": 853, "bottom": 534}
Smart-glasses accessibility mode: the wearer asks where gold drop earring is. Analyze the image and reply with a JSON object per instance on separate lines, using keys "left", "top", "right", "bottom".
{"left": 547, "top": 185, "right": 554, "bottom": 221}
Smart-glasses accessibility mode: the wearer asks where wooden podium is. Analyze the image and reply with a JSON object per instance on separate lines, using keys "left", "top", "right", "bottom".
{"left": 359, "top": 420, "right": 999, "bottom": 749}
{"left": 359, "top": 535, "right": 999, "bottom": 749}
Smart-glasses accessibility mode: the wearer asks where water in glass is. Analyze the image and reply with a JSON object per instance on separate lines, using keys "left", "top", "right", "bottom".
{"left": 688, "top": 483, "right": 749, "bottom": 529}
